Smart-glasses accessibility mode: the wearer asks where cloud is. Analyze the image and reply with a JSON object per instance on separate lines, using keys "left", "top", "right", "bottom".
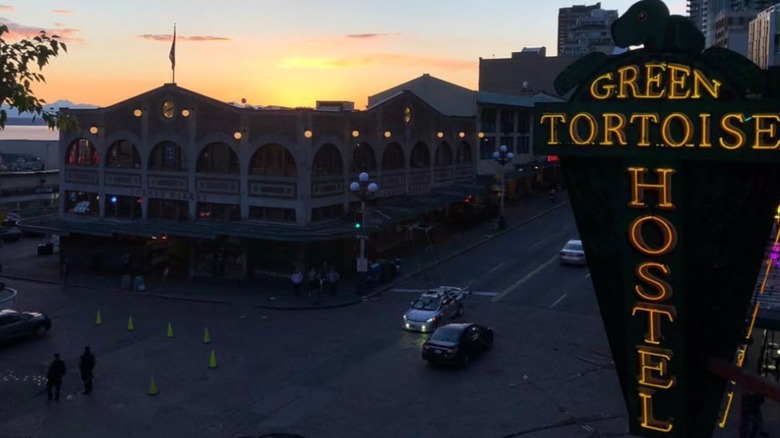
{"left": 280, "top": 53, "right": 474, "bottom": 71}
{"left": 139, "top": 33, "right": 229, "bottom": 42}
{"left": 50, "top": 9, "right": 73, "bottom": 14}
{"left": 346, "top": 33, "right": 400, "bottom": 39}
{"left": 0, "top": 5, "right": 15, "bottom": 12}
{"left": 0, "top": 18, "right": 82, "bottom": 42}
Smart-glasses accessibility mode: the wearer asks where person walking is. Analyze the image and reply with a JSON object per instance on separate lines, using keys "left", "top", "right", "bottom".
{"left": 46, "top": 353, "right": 67, "bottom": 402}
{"left": 290, "top": 270, "right": 303, "bottom": 296}
{"left": 79, "top": 346, "right": 96, "bottom": 394}
{"left": 326, "top": 267, "right": 340, "bottom": 296}
{"left": 60, "top": 259, "right": 70, "bottom": 290}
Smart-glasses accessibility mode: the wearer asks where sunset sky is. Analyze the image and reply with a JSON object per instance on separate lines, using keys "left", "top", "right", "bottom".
{"left": 3, "top": 0, "right": 687, "bottom": 109}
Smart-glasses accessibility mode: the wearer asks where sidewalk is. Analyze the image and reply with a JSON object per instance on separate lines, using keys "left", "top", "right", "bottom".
{"left": 0, "top": 192, "right": 570, "bottom": 310}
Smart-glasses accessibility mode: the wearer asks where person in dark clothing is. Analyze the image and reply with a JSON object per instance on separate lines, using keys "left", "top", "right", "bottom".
{"left": 79, "top": 346, "right": 96, "bottom": 394}
{"left": 46, "top": 353, "right": 67, "bottom": 402}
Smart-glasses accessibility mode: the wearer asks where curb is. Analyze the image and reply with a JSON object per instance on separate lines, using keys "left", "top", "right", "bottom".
{"left": 0, "top": 198, "right": 569, "bottom": 310}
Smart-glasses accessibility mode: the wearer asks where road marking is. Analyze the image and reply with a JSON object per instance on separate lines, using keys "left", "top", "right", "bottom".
{"left": 391, "top": 288, "right": 497, "bottom": 296}
{"left": 492, "top": 255, "right": 558, "bottom": 302}
{"left": 531, "top": 238, "right": 546, "bottom": 248}
{"left": 487, "top": 262, "right": 507, "bottom": 274}
{"left": 549, "top": 294, "right": 567, "bottom": 309}
{"left": 585, "top": 273, "right": 591, "bottom": 279}
{"left": 561, "top": 224, "right": 573, "bottom": 231}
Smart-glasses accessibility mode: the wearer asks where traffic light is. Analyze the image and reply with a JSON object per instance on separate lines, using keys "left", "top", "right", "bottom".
{"left": 354, "top": 211, "right": 363, "bottom": 229}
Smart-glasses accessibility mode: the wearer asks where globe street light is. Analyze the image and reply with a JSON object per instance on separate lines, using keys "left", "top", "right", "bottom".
{"left": 493, "top": 144, "right": 514, "bottom": 230}
{"left": 350, "top": 171, "right": 378, "bottom": 295}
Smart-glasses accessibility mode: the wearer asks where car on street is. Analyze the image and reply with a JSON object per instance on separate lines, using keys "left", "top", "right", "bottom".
{"left": 0, "top": 309, "right": 52, "bottom": 342}
{"left": 0, "top": 226, "right": 21, "bottom": 242}
{"left": 402, "top": 286, "right": 467, "bottom": 332}
{"left": 559, "top": 239, "right": 586, "bottom": 265}
{"left": 422, "top": 323, "right": 494, "bottom": 367}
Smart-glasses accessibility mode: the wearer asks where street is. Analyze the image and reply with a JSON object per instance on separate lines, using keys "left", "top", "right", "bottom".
{"left": 0, "top": 205, "right": 725, "bottom": 438}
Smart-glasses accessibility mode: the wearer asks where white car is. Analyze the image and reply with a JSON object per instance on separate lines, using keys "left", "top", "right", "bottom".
{"left": 559, "top": 239, "right": 587, "bottom": 265}
{"left": 402, "top": 286, "right": 468, "bottom": 332}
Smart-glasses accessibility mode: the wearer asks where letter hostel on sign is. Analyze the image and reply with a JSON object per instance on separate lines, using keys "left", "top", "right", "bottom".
{"left": 533, "top": 1, "right": 780, "bottom": 436}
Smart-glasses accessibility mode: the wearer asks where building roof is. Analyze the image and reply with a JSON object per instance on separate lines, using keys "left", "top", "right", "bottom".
{"left": 367, "top": 74, "right": 477, "bottom": 117}
{"left": 476, "top": 91, "right": 537, "bottom": 108}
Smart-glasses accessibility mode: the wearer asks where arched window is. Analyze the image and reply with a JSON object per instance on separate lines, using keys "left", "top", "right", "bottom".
{"left": 249, "top": 144, "right": 297, "bottom": 176}
{"left": 66, "top": 139, "right": 98, "bottom": 166}
{"left": 456, "top": 141, "right": 472, "bottom": 164}
{"left": 350, "top": 143, "right": 377, "bottom": 174}
{"left": 381, "top": 142, "right": 405, "bottom": 171}
{"left": 197, "top": 142, "right": 239, "bottom": 174}
{"left": 149, "top": 141, "right": 187, "bottom": 171}
{"left": 106, "top": 140, "right": 141, "bottom": 169}
{"left": 410, "top": 142, "right": 430, "bottom": 169}
{"left": 312, "top": 144, "right": 343, "bottom": 177}
{"left": 434, "top": 142, "right": 453, "bottom": 166}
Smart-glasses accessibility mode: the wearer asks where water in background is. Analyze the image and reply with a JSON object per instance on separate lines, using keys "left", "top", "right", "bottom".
{"left": 0, "top": 125, "right": 58, "bottom": 141}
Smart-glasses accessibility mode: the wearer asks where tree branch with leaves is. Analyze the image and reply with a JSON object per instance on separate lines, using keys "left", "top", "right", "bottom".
{"left": 0, "top": 24, "right": 78, "bottom": 130}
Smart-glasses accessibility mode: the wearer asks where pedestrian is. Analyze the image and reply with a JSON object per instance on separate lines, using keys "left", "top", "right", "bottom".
{"left": 326, "top": 267, "right": 340, "bottom": 295}
{"left": 60, "top": 259, "right": 70, "bottom": 289}
{"left": 290, "top": 270, "right": 303, "bottom": 296}
{"left": 307, "top": 267, "right": 318, "bottom": 296}
{"left": 46, "top": 353, "right": 67, "bottom": 402}
{"left": 79, "top": 346, "right": 96, "bottom": 394}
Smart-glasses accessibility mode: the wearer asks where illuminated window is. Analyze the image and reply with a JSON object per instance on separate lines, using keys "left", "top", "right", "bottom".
{"left": 66, "top": 138, "right": 98, "bottom": 166}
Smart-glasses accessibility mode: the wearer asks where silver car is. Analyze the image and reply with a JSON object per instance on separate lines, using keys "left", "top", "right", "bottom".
{"left": 402, "top": 287, "right": 466, "bottom": 332}
{"left": 559, "top": 239, "right": 587, "bottom": 265}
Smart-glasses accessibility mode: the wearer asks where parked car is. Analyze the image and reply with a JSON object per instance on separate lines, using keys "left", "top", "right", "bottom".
{"left": 559, "top": 239, "right": 587, "bottom": 265}
{"left": 422, "top": 323, "right": 494, "bottom": 367}
{"left": 0, "top": 226, "right": 21, "bottom": 242}
{"left": 402, "top": 286, "right": 467, "bottom": 332}
{"left": 0, "top": 309, "right": 52, "bottom": 342}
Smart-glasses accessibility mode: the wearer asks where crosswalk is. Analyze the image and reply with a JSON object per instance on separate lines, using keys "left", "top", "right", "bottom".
{"left": 389, "top": 288, "right": 499, "bottom": 297}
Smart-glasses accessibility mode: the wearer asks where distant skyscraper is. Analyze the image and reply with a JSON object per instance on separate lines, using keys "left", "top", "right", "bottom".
{"left": 557, "top": 3, "right": 617, "bottom": 57}
{"left": 748, "top": 3, "right": 780, "bottom": 68}
{"left": 558, "top": 3, "right": 603, "bottom": 55}
{"left": 689, "top": 0, "right": 773, "bottom": 46}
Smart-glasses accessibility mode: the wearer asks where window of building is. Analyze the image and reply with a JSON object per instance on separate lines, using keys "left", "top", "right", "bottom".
{"left": 249, "top": 144, "right": 297, "bottom": 176}
{"left": 434, "top": 142, "right": 453, "bottom": 166}
{"left": 500, "top": 137, "right": 514, "bottom": 154}
{"left": 105, "top": 195, "right": 142, "bottom": 219}
{"left": 248, "top": 206, "right": 296, "bottom": 222}
{"left": 147, "top": 199, "right": 189, "bottom": 220}
{"left": 456, "top": 142, "right": 472, "bottom": 164}
{"left": 149, "top": 142, "right": 187, "bottom": 171}
{"left": 197, "top": 142, "right": 239, "bottom": 174}
{"left": 350, "top": 143, "right": 377, "bottom": 174}
{"left": 517, "top": 136, "right": 530, "bottom": 154}
{"left": 196, "top": 202, "right": 240, "bottom": 220}
{"left": 517, "top": 111, "right": 531, "bottom": 134}
{"left": 106, "top": 140, "right": 141, "bottom": 169}
{"left": 381, "top": 143, "right": 405, "bottom": 171}
{"left": 65, "top": 191, "right": 99, "bottom": 216}
{"left": 480, "top": 109, "right": 497, "bottom": 133}
{"left": 312, "top": 144, "right": 343, "bottom": 177}
{"left": 410, "top": 142, "right": 430, "bottom": 169}
{"left": 311, "top": 204, "right": 344, "bottom": 222}
{"left": 66, "top": 139, "right": 99, "bottom": 166}
{"left": 479, "top": 136, "right": 496, "bottom": 160}
{"left": 500, "top": 110, "right": 515, "bottom": 134}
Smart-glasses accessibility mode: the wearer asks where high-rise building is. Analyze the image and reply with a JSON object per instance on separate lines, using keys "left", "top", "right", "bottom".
{"left": 748, "top": 3, "right": 780, "bottom": 68}
{"left": 712, "top": 9, "right": 756, "bottom": 55}
{"left": 688, "top": 0, "right": 774, "bottom": 47}
{"left": 557, "top": 3, "right": 604, "bottom": 55}
{"left": 559, "top": 7, "right": 618, "bottom": 57}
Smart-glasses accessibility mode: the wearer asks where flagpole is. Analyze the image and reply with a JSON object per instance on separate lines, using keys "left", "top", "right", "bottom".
{"left": 170, "top": 24, "right": 176, "bottom": 84}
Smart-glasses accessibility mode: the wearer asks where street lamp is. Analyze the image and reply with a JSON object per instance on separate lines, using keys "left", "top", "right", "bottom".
{"left": 492, "top": 144, "right": 514, "bottom": 230}
{"left": 350, "top": 171, "right": 378, "bottom": 295}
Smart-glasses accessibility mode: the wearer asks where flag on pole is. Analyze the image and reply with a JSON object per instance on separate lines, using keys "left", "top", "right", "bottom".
{"left": 169, "top": 25, "right": 176, "bottom": 70}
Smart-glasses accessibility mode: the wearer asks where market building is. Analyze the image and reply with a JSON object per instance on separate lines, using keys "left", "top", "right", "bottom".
{"left": 26, "top": 84, "right": 484, "bottom": 281}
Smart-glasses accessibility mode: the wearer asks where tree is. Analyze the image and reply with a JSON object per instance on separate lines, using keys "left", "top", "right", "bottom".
{"left": 0, "top": 24, "right": 77, "bottom": 130}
